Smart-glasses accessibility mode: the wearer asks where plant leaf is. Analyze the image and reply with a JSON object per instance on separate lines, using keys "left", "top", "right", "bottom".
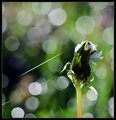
{"left": 60, "top": 62, "right": 71, "bottom": 74}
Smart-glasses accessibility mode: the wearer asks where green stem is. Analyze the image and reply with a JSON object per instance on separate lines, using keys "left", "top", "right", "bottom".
{"left": 75, "top": 82, "right": 83, "bottom": 118}
{"left": 67, "top": 70, "right": 83, "bottom": 118}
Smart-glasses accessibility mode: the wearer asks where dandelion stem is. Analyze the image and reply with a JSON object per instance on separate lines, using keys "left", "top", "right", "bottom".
{"left": 75, "top": 82, "right": 83, "bottom": 118}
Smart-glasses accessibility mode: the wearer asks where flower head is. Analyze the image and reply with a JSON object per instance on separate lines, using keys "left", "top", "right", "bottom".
{"left": 71, "top": 41, "right": 103, "bottom": 80}
{"left": 60, "top": 41, "right": 103, "bottom": 95}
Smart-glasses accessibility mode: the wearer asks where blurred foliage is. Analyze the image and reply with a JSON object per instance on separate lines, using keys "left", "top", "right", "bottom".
{"left": 2, "top": 2, "right": 114, "bottom": 118}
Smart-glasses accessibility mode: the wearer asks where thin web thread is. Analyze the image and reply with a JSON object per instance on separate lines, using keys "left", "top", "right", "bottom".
{"left": 3, "top": 52, "right": 64, "bottom": 106}
{"left": 18, "top": 52, "right": 64, "bottom": 77}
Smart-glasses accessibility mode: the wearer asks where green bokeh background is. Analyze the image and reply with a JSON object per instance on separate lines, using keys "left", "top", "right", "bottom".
{"left": 2, "top": 2, "right": 114, "bottom": 118}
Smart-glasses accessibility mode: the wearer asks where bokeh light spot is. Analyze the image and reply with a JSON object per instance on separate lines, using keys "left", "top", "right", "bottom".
{"left": 83, "top": 113, "right": 94, "bottom": 118}
{"left": 28, "top": 82, "right": 42, "bottom": 95}
{"left": 42, "top": 38, "right": 57, "bottom": 54}
{"left": 82, "top": 95, "right": 96, "bottom": 108}
{"left": 32, "top": 2, "right": 52, "bottom": 15}
{"left": 37, "top": 78, "right": 48, "bottom": 95}
{"left": 96, "top": 66, "right": 107, "bottom": 79}
{"left": 91, "top": 10, "right": 103, "bottom": 27}
{"left": 108, "top": 97, "right": 114, "bottom": 117}
{"left": 87, "top": 90, "right": 98, "bottom": 101}
{"left": 76, "top": 16, "right": 95, "bottom": 35}
{"left": 41, "top": 2, "right": 52, "bottom": 15}
{"left": 109, "top": 48, "right": 114, "bottom": 59}
{"left": 4, "top": 36, "right": 20, "bottom": 51}
{"left": 11, "top": 107, "right": 25, "bottom": 118}
{"left": 48, "top": 8, "right": 67, "bottom": 26}
{"left": 2, "top": 74, "right": 9, "bottom": 88}
{"left": 25, "top": 113, "right": 36, "bottom": 118}
{"left": 27, "top": 27, "right": 44, "bottom": 45}
{"left": 2, "top": 18, "right": 7, "bottom": 33}
{"left": 103, "top": 27, "right": 114, "bottom": 45}
{"left": 88, "top": 2, "right": 108, "bottom": 10}
{"left": 25, "top": 96, "right": 39, "bottom": 110}
{"left": 55, "top": 76, "right": 69, "bottom": 90}
{"left": 17, "top": 10, "right": 32, "bottom": 25}
{"left": 35, "top": 18, "right": 52, "bottom": 35}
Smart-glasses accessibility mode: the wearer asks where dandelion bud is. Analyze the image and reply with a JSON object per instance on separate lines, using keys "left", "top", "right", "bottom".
{"left": 61, "top": 41, "right": 102, "bottom": 97}
{"left": 71, "top": 41, "right": 103, "bottom": 80}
